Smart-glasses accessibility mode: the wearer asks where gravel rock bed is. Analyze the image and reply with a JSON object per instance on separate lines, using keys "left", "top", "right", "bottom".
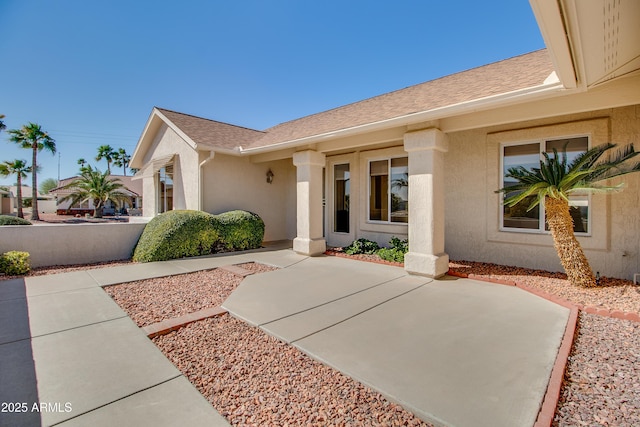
{"left": 553, "top": 313, "right": 640, "bottom": 426}
{"left": 104, "top": 263, "right": 275, "bottom": 327}
{"left": 449, "top": 260, "right": 640, "bottom": 314}
{"left": 153, "top": 315, "right": 430, "bottom": 427}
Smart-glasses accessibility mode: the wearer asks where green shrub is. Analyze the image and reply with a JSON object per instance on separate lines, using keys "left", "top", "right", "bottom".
{"left": 0, "top": 215, "right": 32, "bottom": 226}
{"left": 132, "top": 210, "right": 220, "bottom": 262}
{"left": 214, "top": 210, "right": 265, "bottom": 251}
{"left": 376, "top": 237, "right": 408, "bottom": 263}
{"left": 132, "top": 209, "right": 265, "bottom": 263}
{"left": 0, "top": 251, "right": 31, "bottom": 275}
{"left": 344, "top": 238, "right": 380, "bottom": 255}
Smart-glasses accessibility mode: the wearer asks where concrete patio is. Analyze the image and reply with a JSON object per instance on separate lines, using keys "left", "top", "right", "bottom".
{"left": 0, "top": 248, "right": 570, "bottom": 426}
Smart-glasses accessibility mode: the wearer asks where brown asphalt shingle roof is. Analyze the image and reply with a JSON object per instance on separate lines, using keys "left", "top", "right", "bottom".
{"left": 157, "top": 108, "right": 265, "bottom": 151}
{"left": 157, "top": 50, "right": 554, "bottom": 152}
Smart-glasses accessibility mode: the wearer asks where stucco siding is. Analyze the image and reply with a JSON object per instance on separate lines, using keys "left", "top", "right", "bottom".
{"left": 202, "top": 154, "right": 296, "bottom": 242}
{"left": 141, "top": 124, "right": 200, "bottom": 215}
{"left": 444, "top": 105, "right": 640, "bottom": 280}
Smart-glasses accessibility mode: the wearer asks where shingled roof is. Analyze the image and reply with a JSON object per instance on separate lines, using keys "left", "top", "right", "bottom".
{"left": 247, "top": 49, "right": 554, "bottom": 148}
{"left": 156, "top": 108, "right": 265, "bottom": 151}
{"left": 154, "top": 49, "right": 554, "bottom": 153}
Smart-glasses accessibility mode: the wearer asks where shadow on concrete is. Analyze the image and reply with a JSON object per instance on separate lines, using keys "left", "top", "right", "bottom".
{"left": 0, "top": 278, "right": 41, "bottom": 427}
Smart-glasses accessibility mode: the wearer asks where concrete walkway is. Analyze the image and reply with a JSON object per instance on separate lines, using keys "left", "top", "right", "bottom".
{"left": 0, "top": 248, "right": 570, "bottom": 427}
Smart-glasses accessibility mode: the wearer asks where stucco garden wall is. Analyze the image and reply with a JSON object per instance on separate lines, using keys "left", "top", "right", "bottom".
{"left": 202, "top": 154, "right": 296, "bottom": 242}
{"left": 0, "top": 223, "right": 146, "bottom": 267}
{"left": 444, "top": 105, "right": 640, "bottom": 280}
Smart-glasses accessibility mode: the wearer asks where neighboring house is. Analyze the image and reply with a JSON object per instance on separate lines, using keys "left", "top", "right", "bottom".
{"left": 130, "top": 0, "right": 640, "bottom": 280}
{"left": 50, "top": 175, "right": 143, "bottom": 215}
{"left": 0, "top": 188, "right": 13, "bottom": 215}
{"left": 7, "top": 185, "right": 56, "bottom": 214}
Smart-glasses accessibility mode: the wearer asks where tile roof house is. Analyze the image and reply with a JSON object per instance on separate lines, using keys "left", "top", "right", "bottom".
{"left": 50, "top": 175, "right": 143, "bottom": 215}
{"left": 131, "top": 0, "right": 640, "bottom": 280}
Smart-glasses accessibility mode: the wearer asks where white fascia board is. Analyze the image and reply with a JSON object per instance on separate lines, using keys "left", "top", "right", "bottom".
{"left": 239, "top": 81, "right": 566, "bottom": 155}
{"left": 529, "top": 0, "right": 579, "bottom": 89}
{"left": 130, "top": 108, "right": 161, "bottom": 168}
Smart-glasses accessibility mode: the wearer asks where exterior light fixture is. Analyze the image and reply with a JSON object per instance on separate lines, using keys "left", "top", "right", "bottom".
{"left": 266, "top": 169, "right": 274, "bottom": 184}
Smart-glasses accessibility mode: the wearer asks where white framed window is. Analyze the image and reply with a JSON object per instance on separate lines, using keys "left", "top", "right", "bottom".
{"left": 368, "top": 157, "right": 408, "bottom": 224}
{"left": 500, "top": 136, "right": 590, "bottom": 235}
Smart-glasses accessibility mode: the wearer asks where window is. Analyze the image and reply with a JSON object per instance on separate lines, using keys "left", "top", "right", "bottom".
{"left": 501, "top": 136, "right": 589, "bottom": 233}
{"left": 369, "top": 157, "right": 408, "bottom": 223}
{"left": 334, "top": 164, "right": 350, "bottom": 233}
{"left": 157, "top": 164, "right": 173, "bottom": 213}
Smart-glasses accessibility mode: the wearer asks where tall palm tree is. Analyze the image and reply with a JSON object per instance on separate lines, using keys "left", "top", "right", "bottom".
{"left": 0, "top": 159, "right": 32, "bottom": 218}
{"left": 0, "top": 114, "right": 6, "bottom": 132}
{"left": 58, "top": 166, "right": 129, "bottom": 218}
{"left": 7, "top": 123, "right": 56, "bottom": 221}
{"left": 497, "top": 143, "right": 640, "bottom": 287}
{"left": 113, "top": 148, "right": 131, "bottom": 176}
{"left": 96, "top": 145, "right": 116, "bottom": 173}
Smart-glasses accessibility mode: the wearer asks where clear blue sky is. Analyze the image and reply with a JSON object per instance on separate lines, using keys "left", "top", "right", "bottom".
{"left": 0, "top": 0, "right": 545, "bottom": 187}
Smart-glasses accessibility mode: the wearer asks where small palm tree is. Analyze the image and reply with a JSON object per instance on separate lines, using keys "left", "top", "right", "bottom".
{"left": 113, "top": 148, "right": 131, "bottom": 176}
{"left": 96, "top": 145, "right": 116, "bottom": 173}
{"left": 0, "top": 159, "right": 32, "bottom": 218}
{"left": 58, "top": 166, "right": 129, "bottom": 218}
{"left": 497, "top": 143, "right": 640, "bottom": 287}
{"left": 7, "top": 123, "right": 56, "bottom": 221}
{"left": 0, "top": 114, "right": 6, "bottom": 132}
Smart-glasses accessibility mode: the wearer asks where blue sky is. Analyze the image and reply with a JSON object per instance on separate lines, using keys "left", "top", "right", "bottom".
{"left": 0, "top": 0, "right": 545, "bottom": 187}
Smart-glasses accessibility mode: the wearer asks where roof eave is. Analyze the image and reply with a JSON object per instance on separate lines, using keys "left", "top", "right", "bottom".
{"left": 240, "top": 81, "right": 566, "bottom": 155}
{"left": 529, "top": 0, "right": 581, "bottom": 89}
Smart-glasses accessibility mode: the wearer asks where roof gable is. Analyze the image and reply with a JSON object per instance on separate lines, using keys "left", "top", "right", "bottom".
{"left": 156, "top": 108, "right": 265, "bottom": 151}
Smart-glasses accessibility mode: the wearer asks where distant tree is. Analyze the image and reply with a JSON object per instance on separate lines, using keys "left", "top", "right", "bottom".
{"left": 39, "top": 177, "right": 58, "bottom": 194}
{"left": 113, "top": 148, "right": 131, "bottom": 176}
{"left": 0, "top": 159, "right": 32, "bottom": 218}
{"left": 95, "top": 145, "right": 116, "bottom": 173}
{"left": 7, "top": 123, "right": 56, "bottom": 221}
{"left": 0, "top": 114, "right": 6, "bottom": 133}
{"left": 58, "top": 166, "right": 128, "bottom": 218}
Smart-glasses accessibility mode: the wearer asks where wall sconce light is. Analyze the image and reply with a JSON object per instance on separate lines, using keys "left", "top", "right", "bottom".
{"left": 266, "top": 168, "right": 274, "bottom": 184}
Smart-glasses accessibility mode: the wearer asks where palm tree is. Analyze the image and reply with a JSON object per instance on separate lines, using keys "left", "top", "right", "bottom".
{"left": 113, "top": 148, "right": 131, "bottom": 176}
{"left": 0, "top": 159, "right": 32, "bottom": 218}
{"left": 77, "top": 157, "right": 87, "bottom": 169}
{"left": 497, "top": 143, "right": 640, "bottom": 287}
{"left": 7, "top": 123, "right": 56, "bottom": 221}
{"left": 0, "top": 114, "right": 6, "bottom": 132}
{"left": 58, "top": 166, "right": 129, "bottom": 218}
{"left": 96, "top": 145, "right": 116, "bottom": 173}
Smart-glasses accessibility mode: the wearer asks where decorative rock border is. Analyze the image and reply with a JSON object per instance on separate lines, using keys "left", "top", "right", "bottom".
{"left": 142, "top": 264, "right": 254, "bottom": 338}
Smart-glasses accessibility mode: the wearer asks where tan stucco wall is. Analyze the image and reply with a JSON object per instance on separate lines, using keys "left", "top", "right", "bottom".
{"left": 0, "top": 223, "right": 146, "bottom": 267}
{"left": 202, "top": 154, "right": 296, "bottom": 242}
{"left": 141, "top": 124, "right": 200, "bottom": 216}
{"left": 444, "top": 105, "right": 640, "bottom": 280}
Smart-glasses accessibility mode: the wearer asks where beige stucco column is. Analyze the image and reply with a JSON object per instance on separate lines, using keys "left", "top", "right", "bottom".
{"left": 293, "top": 150, "right": 326, "bottom": 255}
{"left": 403, "top": 128, "right": 449, "bottom": 277}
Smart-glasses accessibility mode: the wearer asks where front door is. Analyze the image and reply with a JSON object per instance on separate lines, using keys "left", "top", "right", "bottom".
{"left": 326, "top": 154, "right": 356, "bottom": 247}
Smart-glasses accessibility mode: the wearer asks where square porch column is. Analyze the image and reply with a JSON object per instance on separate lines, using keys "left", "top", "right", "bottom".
{"left": 403, "top": 128, "right": 449, "bottom": 277}
{"left": 293, "top": 150, "right": 326, "bottom": 255}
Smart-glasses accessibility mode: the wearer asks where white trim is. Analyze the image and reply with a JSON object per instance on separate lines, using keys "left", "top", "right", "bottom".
{"left": 499, "top": 134, "right": 592, "bottom": 236}
{"left": 366, "top": 156, "right": 409, "bottom": 226}
{"left": 240, "top": 81, "right": 566, "bottom": 155}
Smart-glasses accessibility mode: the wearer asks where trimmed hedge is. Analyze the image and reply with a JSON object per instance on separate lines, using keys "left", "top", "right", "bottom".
{"left": 0, "top": 215, "right": 32, "bottom": 226}
{"left": 132, "top": 209, "right": 265, "bottom": 263}
{"left": 214, "top": 210, "right": 265, "bottom": 251}
{"left": 0, "top": 251, "right": 31, "bottom": 275}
